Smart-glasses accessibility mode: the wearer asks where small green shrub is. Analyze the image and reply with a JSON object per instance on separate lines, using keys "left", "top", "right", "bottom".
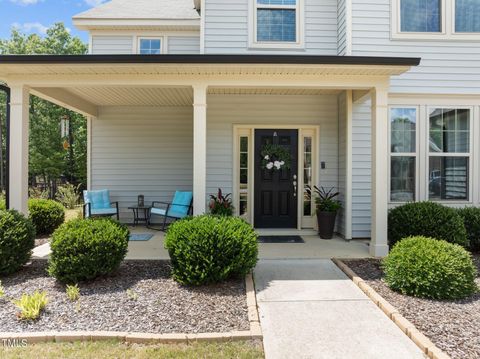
{"left": 13, "top": 291, "right": 48, "bottom": 320}
{"left": 48, "top": 218, "right": 129, "bottom": 283}
{"left": 66, "top": 284, "right": 80, "bottom": 302}
{"left": 388, "top": 201, "right": 467, "bottom": 248}
{"left": 0, "top": 281, "right": 4, "bottom": 299}
{"left": 0, "top": 210, "right": 36, "bottom": 275}
{"left": 56, "top": 183, "right": 80, "bottom": 210}
{"left": 28, "top": 199, "right": 65, "bottom": 236}
{"left": 126, "top": 289, "right": 138, "bottom": 301}
{"left": 383, "top": 236, "right": 478, "bottom": 300}
{"left": 165, "top": 215, "right": 258, "bottom": 285}
{"left": 457, "top": 207, "right": 480, "bottom": 252}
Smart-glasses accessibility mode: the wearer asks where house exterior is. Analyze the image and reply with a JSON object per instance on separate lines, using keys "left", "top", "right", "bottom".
{"left": 1, "top": 0, "right": 479, "bottom": 257}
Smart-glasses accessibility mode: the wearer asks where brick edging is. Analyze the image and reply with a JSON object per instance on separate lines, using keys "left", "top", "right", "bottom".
{"left": 332, "top": 258, "right": 450, "bottom": 359}
{"left": 0, "top": 273, "right": 262, "bottom": 345}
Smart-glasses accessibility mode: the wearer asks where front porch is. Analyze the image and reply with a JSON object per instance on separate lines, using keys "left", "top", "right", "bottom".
{"left": 0, "top": 54, "right": 420, "bottom": 257}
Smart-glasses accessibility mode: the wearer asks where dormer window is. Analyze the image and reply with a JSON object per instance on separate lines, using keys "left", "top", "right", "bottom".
{"left": 250, "top": 0, "right": 304, "bottom": 49}
{"left": 139, "top": 38, "right": 162, "bottom": 54}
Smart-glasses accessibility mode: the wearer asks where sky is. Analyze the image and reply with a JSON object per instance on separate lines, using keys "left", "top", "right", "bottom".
{"left": 0, "top": 0, "right": 109, "bottom": 43}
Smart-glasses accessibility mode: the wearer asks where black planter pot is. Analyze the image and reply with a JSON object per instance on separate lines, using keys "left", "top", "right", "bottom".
{"left": 316, "top": 211, "right": 337, "bottom": 239}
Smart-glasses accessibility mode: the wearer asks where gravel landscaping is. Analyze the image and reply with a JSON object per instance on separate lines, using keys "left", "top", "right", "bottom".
{"left": 0, "top": 260, "right": 249, "bottom": 334}
{"left": 344, "top": 255, "right": 480, "bottom": 359}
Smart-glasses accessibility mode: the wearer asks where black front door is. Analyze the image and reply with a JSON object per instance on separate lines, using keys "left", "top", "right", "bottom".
{"left": 254, "top": 129, "right": 298, "bottom": 228}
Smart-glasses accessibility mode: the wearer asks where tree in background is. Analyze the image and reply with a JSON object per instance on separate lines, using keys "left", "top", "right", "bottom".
{"left": 0, "top": 23, "right": 88, "bottom": 197}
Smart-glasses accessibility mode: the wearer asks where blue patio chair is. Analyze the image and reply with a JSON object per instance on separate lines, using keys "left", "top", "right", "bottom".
{"left": 148, "top": 191, "right": 193, "bottom": 231}
{"left": 83, "top": 189, "right": 119, "bottom": 220}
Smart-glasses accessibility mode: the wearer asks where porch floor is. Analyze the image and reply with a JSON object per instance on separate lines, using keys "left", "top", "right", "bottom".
{"left": 33, "top": 227, "right": 370, "bottom": 260}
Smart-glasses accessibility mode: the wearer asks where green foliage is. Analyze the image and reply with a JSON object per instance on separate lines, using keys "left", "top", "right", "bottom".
{"left": 0, "top": 23, "right": 88, "bottom": 193}
{"left": 48, "top": 218, "right": 129, "bottom": 283}
{"left": 307, "top": 186, "right": 342, "bottom": 213}
{"left": 66, "top": 284, "right": 80, "bottom": 302}
{"left": 0, "top": 210, "right": 36, "bottom": 275}
{"left": 209, "top": 188, "right": 234, "bottom": 216}
{"left": 28, "top": 199, "right": 65, "bottom": 236}
{"left": 261, "top": 143, "right": 291, "bottom": 171}
{"left": 457, "top": 207, "right": 480, "bottom": 252}
{"left": 13, "top": 291, "right": 49, "bottom": 321}
{"left": 165, "top": 215, "right": 258, "bottom": 285}
{"left": 56, "top": 183, "right": 80, "bottom": 209}
{"left": 383, "top": 236, "right": 478, "bottom": 300}
{"left": 388, "top": 201, "right": 467, "bottom": 248}
{"left": 0, "top": 281, "right": 4, "bottom": 299}
{"left": 126, "top": 289, "right": 138, "bottom": 301}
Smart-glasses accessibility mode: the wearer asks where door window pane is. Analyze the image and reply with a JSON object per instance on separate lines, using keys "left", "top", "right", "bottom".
{"left": 400, "top": 0, "right": 441, "bottom": 32}
{"left": 391, "top": 157, "right": 416, "bottom": 202}
{"left": 257, "top": 9, "right": 296, "bottom": 42}
{"left": 239, "top": 136, "right": 249, "bottom": 218}
{"left": 429, "top": 108, "right": 470, "bottom": 153}
{"left": 390, "top": 108, "right": 416, "bottom": 153}
{"left": 303, "top": 137, "right": 312, "bottom": 215}
{"left": 429, "top": 157, "right": 469, "bottom": 200}
{"left": 455, "top": 0, "right": 480, "bottom": 32}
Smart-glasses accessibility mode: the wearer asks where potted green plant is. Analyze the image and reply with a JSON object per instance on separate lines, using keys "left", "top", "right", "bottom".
{"left": 307, "top": 186, "right": 342, "bottom": 239}
{"left": 209, "top": 188, "right": 234, "bottom": 216}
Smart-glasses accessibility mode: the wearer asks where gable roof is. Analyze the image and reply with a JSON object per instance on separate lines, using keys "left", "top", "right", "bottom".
{"left": 73, "top": 0, "right": 200, "bottom": 20}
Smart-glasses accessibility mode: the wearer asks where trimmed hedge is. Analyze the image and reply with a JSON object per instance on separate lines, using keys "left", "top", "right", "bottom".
{"left": 0, "top": 210, "right": 36, "bottom": 275}
{"left": 457, "top": 207, "right": 480, "bottom": 252}
{"left": 383, "top": 236, "right": 477, "bottom": 300}
{"left": 28, "top": 199, "right": 65, "bottom": 236}
{"left": 165, "top": 215, "right": 258, "bottom": 285}
{"left": 48, "top": 218, "right": 129, "bottom": 283}
{"left": 388, "top": 201, "right": 467, "bottom": 248}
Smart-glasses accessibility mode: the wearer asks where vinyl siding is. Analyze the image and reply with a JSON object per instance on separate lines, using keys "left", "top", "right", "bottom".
{"left": 337, "top": 91, "right": 347, "bottom": 236}
{"left": 352, "top": 96, "right": 372, "bottom": 238}
{"left": 168, "top": 36, "right": 201, "bottom": 54}
{"left": 206, "top": 94, "right": 339, "bottom": 219}
{"left": 91, "top": 36, "right": 133, "bottom": 54}
{"left": 204, "top": 0, "right": 338, "bottom": 55}
{"left": 337, "top": 0, "right": 348, "bottom": 55}
{"left": 351, "top": 0, "right": 480, "bottom": 94}
{"left": 91, "top": 106, "right": 193, "bottom": 222}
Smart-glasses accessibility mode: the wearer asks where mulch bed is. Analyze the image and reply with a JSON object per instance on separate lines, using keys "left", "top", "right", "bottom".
{"left": 0, "top": 260, "right": 249, "bottom": 334}
{"left": 344, "top": 255, "right": 480, "bottom": 359}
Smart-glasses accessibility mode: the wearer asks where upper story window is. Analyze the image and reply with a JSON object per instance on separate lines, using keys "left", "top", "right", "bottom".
{"left": 392, "top": 0, "right": 480, "bottom": 39}
{"left": 250, "top": 0, "right": 304, "bottom": 48}
{"left": 139, "top": 38, "right": 162, "bottom": 54}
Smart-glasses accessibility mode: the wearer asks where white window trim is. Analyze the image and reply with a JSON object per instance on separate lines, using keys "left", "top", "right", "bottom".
{"left": 137, "top": 36, "right": 166, "bottom": 54}
{"left": 426, "top": 106, "right": 474, "bottom": 203}
{"left": 388, "top": 106, "right": 420, "bottom": 204}
{"left": 248, "top": 0, "right": 305, "bottom": 49}
{"left": 391, "top": 0, "right": 480, "bottom": 40}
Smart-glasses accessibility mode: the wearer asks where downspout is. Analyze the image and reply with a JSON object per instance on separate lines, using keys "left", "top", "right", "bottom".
{"left": 0, "top": 85, "right": 10, "bottom": 210}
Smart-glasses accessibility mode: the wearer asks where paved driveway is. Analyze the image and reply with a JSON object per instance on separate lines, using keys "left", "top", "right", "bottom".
{"left": 254, "top": 259, "right": 426, "bottom": 359}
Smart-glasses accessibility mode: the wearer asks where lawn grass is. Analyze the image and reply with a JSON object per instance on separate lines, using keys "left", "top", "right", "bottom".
{"left": 0, "top": 340, "right": 264, "bottom": 359}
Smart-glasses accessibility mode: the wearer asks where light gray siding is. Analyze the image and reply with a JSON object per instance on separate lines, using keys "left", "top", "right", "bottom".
{"left": 351, "top": 0, "right": 480, "bottom": 94}
{"left": 91, "top": 36, "right": 133, "bottom": 54}
{"left": 206, "top": 94, "right": 339, "bottom": 214}
{"left": 204, "top": 0, "right": 338, "bottom": 55}
{"left": 91, "top": 107, "right": 193, "bottom": 222}
{"left": 337, "top": 0, "right": 348, "bottom": 55}
{"left": 337, "top": 91, "right": 347, "bottom": 236}
{"left": 352, "top": 97, "right": 371, "bottom": 238}
{"left": 168, "top": 36, "right": 200, "bottom": 54}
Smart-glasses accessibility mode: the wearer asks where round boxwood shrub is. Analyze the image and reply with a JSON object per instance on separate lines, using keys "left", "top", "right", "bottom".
{"left": 0, "top": 210, "right": 36, "bottom": 275}
{"left": 388, "top": 201, "right": 467, "bottom": 248}
{"left": 28, "top": 199, "right": 65, "bottom": 236}
{"left": 457, "top": 207, "right": 480, "bottom": 252}
{"left": 165, "top": 215, "right": 258, "bottom": 285}
{"left": 383, "top": 236, "right": 478, "bottom": 300}
{"left": 48, "top": 218, "right": 129, "bottom": 283}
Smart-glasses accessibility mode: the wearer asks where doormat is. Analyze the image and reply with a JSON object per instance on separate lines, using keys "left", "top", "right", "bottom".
{"left": 258, "top": 235, "right": 305, "bottom": 244}
{"left": 129, "top": 233, "right": 154, "bottom": 241}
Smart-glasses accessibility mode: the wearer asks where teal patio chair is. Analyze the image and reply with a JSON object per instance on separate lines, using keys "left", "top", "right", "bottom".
{"left": 83, "top": 189, "right": 119, "bottom": 220}
{"left": 148, "top": 191, "right": 193, "bottom": 231}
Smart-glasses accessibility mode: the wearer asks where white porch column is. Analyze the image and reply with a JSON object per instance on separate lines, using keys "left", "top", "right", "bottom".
{"left": 370, "top": 85, "right": 389, "bottom": 257}
{"left": 9, "top": 84, "right": 30, "bottom": 215}
{"left": 192, "top": 84, "right": 208, "bottom": 215}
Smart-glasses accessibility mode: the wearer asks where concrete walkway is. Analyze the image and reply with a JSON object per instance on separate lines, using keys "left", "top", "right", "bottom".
{"left": 254, "top": 259, "right": 426, "bottom": 359}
